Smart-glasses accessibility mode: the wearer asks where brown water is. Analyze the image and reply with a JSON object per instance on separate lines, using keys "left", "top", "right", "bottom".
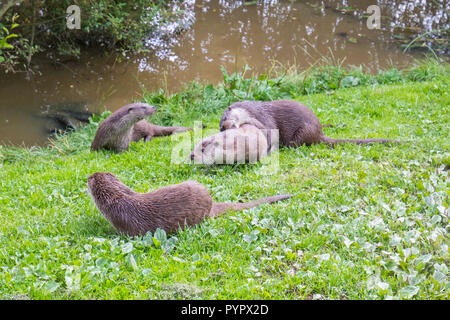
{"left": 0, "top": 0, "right": 448, "bottom": 146}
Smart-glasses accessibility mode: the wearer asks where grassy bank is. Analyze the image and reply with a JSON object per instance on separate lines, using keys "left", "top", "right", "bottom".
{"left": 0, "top": 61, "right": 448, "bottom": 299}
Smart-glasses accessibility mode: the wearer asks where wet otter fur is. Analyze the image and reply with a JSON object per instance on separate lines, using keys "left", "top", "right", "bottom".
{"left": 87, "top": 172, "right": 292, "bottom": 236}
{"left": 220, "top": 100, "right": 397, "bottom": 148}
{"left": 91, "top": 103, "right": 191, "bottom": 153}
{"left": 190, "top": 124, "right": 268, "bottom": 165}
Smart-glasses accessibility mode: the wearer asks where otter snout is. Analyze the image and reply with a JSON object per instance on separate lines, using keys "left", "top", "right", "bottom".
{"left": 221, "top": 120, "right": 237, "bottom": 130}
{"left": 144, "top": 105, "right": 157, "bottom": 116}
{"left": 190, "top": 152, "right": 195, "bottom": 161}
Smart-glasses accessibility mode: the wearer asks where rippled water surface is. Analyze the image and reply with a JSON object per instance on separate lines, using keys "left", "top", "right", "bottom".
{"left": 0, "top": 0, "right": 448, "bottom": 145}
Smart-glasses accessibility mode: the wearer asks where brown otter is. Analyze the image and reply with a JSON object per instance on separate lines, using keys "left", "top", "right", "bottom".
{"left": 219, "top": 100, "right": 397, "bottom": 148}
{"left": 190, "top": 124, "right": 268, "bottom": 165}
{"left": 87, "top": 172, "right": 292, "bottom": 236}
{"left": 91, "top": 103, "right": 191, "bottom": 153}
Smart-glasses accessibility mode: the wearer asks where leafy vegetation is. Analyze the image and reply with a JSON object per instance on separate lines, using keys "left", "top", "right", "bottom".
{"left": 0, "top": 0, "right": 181, "bottom": 72}
{"left": 0, "top": 61, "right": 448, "bottom": 299}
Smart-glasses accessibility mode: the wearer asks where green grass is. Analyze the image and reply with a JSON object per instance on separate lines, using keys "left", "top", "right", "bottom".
{"left": 0, "top": 61, "right": 448, "bottom": 300}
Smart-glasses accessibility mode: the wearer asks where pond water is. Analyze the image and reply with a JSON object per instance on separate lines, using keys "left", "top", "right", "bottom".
{"left": 0, "top": 0, "right": 448, "bottom": 146}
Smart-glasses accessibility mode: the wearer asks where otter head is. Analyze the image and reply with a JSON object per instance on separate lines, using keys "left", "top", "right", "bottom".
{"left": 191, "top": 130, "right": 247, "bottom": 165}
{"left": 221, "top": 120, "right": 238, "bottom": 130}
{"left": 88, "top": 172, "right": 117, "bottom": 199}
{"left": 116, "top": 103, "right": 157, "bottom": 126}
{"left": 190, "top": 136, "right": 223, "bottom": 165}
{"left": 220, "top": 108, "right": 251, "bottom": 131}
{"left": 87, "top": 172, "right": 134, "bottom": 206}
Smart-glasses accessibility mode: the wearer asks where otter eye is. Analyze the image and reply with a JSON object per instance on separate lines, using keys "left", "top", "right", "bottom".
{"left": 127, "top": 108, "right": 133, "bottom": 113}
{"left": 201, "top": 148, "right": 205, "bottom": 152}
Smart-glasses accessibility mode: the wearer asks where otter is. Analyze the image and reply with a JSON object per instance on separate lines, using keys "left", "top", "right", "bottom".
{"left": 219, "top": 100, "right": 396, "bottom": 148}
{"left": 190, "top": 124, "right": 268, "bottom": 165}
{"left": 91, "top": 103, "right": 191, "bottom": 153}
{"left": 87, "top": 172, "right": 292, "bottom": 236}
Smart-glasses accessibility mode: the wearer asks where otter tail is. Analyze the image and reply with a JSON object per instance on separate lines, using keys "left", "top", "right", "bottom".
{"left": 320, "top": 135, "right": 399, "bottom": 146}
{"left": 210, "top": 194, "right": 293, "bottom": 217}
{"left": 152, "top": 124, "right": 192, "bottom": 137}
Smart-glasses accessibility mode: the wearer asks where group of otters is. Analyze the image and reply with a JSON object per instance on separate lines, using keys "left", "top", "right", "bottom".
{"left": 88, "top": 100, "right": 396, "bottom": 236}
